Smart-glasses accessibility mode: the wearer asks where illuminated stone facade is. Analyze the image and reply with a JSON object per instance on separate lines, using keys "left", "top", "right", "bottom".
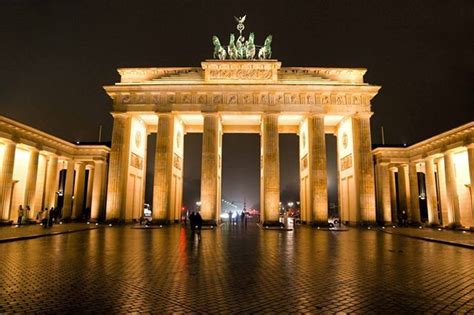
{"left": 104, "top": 60, "right": 381, "bottom": 225}
{"left": 0, "top": 115, "right": 109, "bottom": 224}
{"left": 373, "top": 122, "right": 474, "bottom": 228}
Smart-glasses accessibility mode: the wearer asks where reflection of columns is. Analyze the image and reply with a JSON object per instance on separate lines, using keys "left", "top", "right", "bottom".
{"left": 444, "top": 151, "right": 461, "bottom": 227}
{"left": 353, "top": 113, "right": 376, "bottom": 223}
{"left": 0, "top": 141, "right": 16, "bottom": 222}
{"left": 388, "top": 167, "right": 398, "bottom": 223}
{"left": 85, "top": 167, "right": 94, "bottom": 210}
{"left": 309, "top": 114, "right": 328, "bottom": 224}
{"left": 153, "top": 113, "right": 175, "bottom": 223}
{"left": 106, "top": 114, "right": 131, "bottom": 221}
{"left": 261, "top": 113, "right": 280, "bottom": 224}
{"left": 468, "top": 145, "right": 474, "bottom": 228}
{"left": 200, "top": 113, "right": 221, "bottom": 225}
{"left": 379, "top": 163, "right": 392, "bottom": 224}
{"left": 72, "top": 162, "right": 86, "bottom": 220}
{"left": 425, "top": 157, "right": 439, "bottom": 225}
{"left": 62, "top": 159, "right": 75, "bottom": 220}
{"left": 44, "top": 154, "right": 58, "bottom": 209}
{"left": 408, "top": 162, "right": 420, "bottom": 224}
{"left": 23, "top": 148, "right": 39, "bottom": 219}
{"left": 397, "top": 164, "right": 409, "bottom": 219}
{"left": 91, "top": 160, "right": 107, "bottom": 221}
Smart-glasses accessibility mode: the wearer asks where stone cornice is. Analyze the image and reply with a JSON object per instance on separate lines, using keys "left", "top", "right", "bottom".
{"left": 373, "top": 122, "right": 474, "bottom": 162}
{"left": 0, "top": 115, "right": 110, "bottom": 160}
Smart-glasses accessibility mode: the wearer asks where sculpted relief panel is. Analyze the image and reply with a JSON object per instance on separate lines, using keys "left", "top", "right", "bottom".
{"left": 114, "top": 91, "right": 371, "bottom": 107}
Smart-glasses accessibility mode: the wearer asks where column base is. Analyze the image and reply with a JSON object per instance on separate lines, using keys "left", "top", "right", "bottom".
{"left": 311, "top": 221, "right": 330, "bottom": 228}
{"left": 262, "top": 221, "right": 284, "bottom": 227}
{"left": 0, "top": 220, "right": 13, "bottom": 226}
{"left": 446, "top": 222, "right": 463, "bottom": 230}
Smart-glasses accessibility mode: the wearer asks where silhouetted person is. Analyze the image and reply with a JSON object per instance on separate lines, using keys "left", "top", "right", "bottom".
{"left": 189, "top": 211, "right": 196, "bottom": 236}
{"left": 41, "top": 208, "right": 48, "bottom": 228}
{"left": 25, "top": 205, "right": 31, "bottom": 223}
{"left": 240, "top": 211, "right": 245, "bottom": 226}
{"left": 48, "top": 207, "right": 54, "bottom": 228}
{"left": 17, "top": 205, "right": 24, "bottom": 225}
{"left": 195, "top": 211, "right": 203, "bottom": 241}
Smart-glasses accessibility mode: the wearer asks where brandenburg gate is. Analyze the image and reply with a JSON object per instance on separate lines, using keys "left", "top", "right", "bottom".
{"left": 103, "top": 59, "right": 381, "bottom": 226}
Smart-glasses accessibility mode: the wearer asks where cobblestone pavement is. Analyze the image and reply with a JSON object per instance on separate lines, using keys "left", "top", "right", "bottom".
{"left": 0, "top": 221, "right": 473, "bottom": 313}
{"left": 379, "top": 226, "right": 474, "bottom": 248}
{"left": 0, "top": 223, "right": 101, "bottom": 242}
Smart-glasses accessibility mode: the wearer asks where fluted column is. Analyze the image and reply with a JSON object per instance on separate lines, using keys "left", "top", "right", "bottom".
{"left": 444, "top": 151, "right": 461, "bottom": 227}
{"left": 62, "top": 159, "right": 75, "bottom": 220}
{"left": 72, "top": 162, "right": 86, "bottom": 220}
{"left": 353, "top": 113, "right": 376, "bottom": 223}
{"left": 91, "top": 160, "right": 107, "bottom": 221}
{"left": 309, "top": 114, "right": 328, "bottom": 225}
{"left": 388, "top": 167, "right": 398, "bottom": 223}
{"left": 425, "top": 157, "right": 439, "bottom": 226}
{"left": 261, "top": 113, "right": 280, "bottom": 225}
{"left": 23, "top": 148, "right": 39, "bottom": 219}
{"left": 106, "top": 114, "right": 131, "bottom": 221}
{"left": 0, "top": 141, "right": 17, "bottom": 222}
{"left": 153, "top": 113, "right": 175, "bottom": 223}
{"left": 468, "top": 144, "right": 474, "bottom": 228}
{"left": 397, "top": 164, "right": 409, "bottom": 221}
{"left": 85, "top": 167, "right": 94, "bottom": 210}
{"left": 200, "top": 113, "right": 221, "bottom": 225}
{"left": 44, "top": 154, "right": 58, "bottom": 209}
{"left": 408, "top": 162, "right": 421, "bottom": 224}
{"left": 379, "top": 163, "right": 392, "bottom": 224}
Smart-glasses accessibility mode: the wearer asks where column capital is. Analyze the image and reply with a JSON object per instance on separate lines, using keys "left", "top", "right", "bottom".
{"left": 354, "top": 112, "right": 374, "bottom": 119}
{"left": 466, "top": 142, "right": 474, "bottom": 149}
{"left": 309, "top": 113, "right": 325, "bottom": 118}
{"left": 0, "top": 138, "right": 17, "bottom": 146}
{"left": 110, "top": 111, "right": 130, "bottom": 119}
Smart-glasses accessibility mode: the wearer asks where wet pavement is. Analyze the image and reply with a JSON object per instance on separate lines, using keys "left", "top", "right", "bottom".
{"left": 0, "top": 222, "right": 473, "bottom": 313}
{"left": 0, "top": 223, "right": 101, "bottom": 243}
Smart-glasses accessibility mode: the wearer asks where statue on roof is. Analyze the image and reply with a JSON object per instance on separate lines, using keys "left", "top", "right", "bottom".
{"left": 211, "top": 16, "right": 272, "bottom": 60}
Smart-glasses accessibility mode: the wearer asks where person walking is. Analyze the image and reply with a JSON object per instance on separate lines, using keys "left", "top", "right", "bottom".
{"left": 41, "top": 208, "right": 48, "bottom": 228}
{"left": 189, "top": 211, "right": 196, "bottom": 238}
{"left": 240, "top": 211, "right": 245, "bottom": 226}
{"left": 195, "top": 211, "right": 203, "bottom": 241}
{"left": 25, "top": 206, "right": 31, "bottom": 223}
{"left": 17, "top": 205, "right": 24, "bottom": 225}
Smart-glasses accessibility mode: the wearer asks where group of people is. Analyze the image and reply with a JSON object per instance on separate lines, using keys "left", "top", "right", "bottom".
{"left": 228, "top": 211, "right": 248, "bottom": 226}
{"left": 16, "top": 205, "right": 60, "bottom": 228}
{"left": 37, "top": 207, "right": 59, "bottom": 228}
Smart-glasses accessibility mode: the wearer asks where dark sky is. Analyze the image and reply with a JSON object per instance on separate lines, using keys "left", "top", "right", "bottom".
{"left": 1, "top": 0, "right": 473, "bottom": 209}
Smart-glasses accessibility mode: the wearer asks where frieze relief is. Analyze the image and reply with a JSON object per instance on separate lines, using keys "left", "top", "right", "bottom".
{"left": 208, "top": 69, "right": 273, "bottom": 81}
{"left": 116, "top": 91, "right": 371, "bottom": 106}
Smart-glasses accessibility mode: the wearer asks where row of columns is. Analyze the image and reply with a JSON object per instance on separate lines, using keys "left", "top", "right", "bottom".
{"left": 0, "top": 139, "right": 107, "bottom": 223}
{"left": 143, "top": 112, "right": 376, "bottom": 226}
{"left": 376, "top": 145, "right": 474, "bottom": 228}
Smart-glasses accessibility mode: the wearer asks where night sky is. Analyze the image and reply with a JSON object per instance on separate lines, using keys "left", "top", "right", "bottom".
{"left": 1, "top": 0, "right": 473, "bottom": 209}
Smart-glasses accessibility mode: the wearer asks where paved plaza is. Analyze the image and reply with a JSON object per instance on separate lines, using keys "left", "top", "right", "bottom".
{"left": 0, "top": 222, "right": 473, "bottom": 313}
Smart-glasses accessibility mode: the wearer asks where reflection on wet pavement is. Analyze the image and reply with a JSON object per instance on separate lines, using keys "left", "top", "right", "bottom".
{"left": 0, "top": 222, "right": 472, "bottom": 313}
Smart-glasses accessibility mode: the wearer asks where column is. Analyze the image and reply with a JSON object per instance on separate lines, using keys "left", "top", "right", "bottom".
{"left": 153, "top": 113, "right": 175, "bottom": 223}
{"left": 23, "top": 148, "right": 39, "bottom": 220}
{"left": 397, "top": 164, "right": 409, "bottom": 222}
{"left": 62, "top": 159, "right": 75, "bottom": 220}
{"left": 444, "top": 151, "right": 461, "bottom": 227}
{"left": 44, "top": 154, "right": 58, "bottom": 209}
{"left": 91, "top": 160, "right": 107, "bottom": 221}
{"left": 425, "top": 157, "right": 440, "bottom": 226}
{"left": 106, "top": 114, "right": 131, "bottom": 221}
{"left": 85, "top": 166, "right": 94, "bottom": 211}
{"left": 72, "top": 162, "right": 86, "bottom": 220}
{"left": 200, "top": 113, "right": 221, "bottom": 225}
{"left": 308, "top": 115, "right": 328, "bottom": 225}
{"left": 379, "top": 163, "right": 392, "bottom": 224}
{"left": 468, "top": 144, "right": 474, "bottom": 228}
{"left": 261, "top": 113, "right": 280, "bottom": 225}
{"left": 408, "top": 162, "right": 421, "bottom": 224}
{"left": 0, "top": 141, "right": 16, "bottom": 223}
{"left": 353, "top": 113, "right": 376, "bottom": 223}
{"left": 436, "top": 158, "right": 449, "bottom": 225}
{"left": 388, "top": 167, "right": 398, "bottom": 223}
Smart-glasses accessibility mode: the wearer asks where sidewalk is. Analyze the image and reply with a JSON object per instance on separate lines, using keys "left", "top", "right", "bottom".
{"left": 379, "top": 226, "right": 474, "bottom": 249}
{"left": 0, "top": 223, "right": 103, "bottom": 243}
